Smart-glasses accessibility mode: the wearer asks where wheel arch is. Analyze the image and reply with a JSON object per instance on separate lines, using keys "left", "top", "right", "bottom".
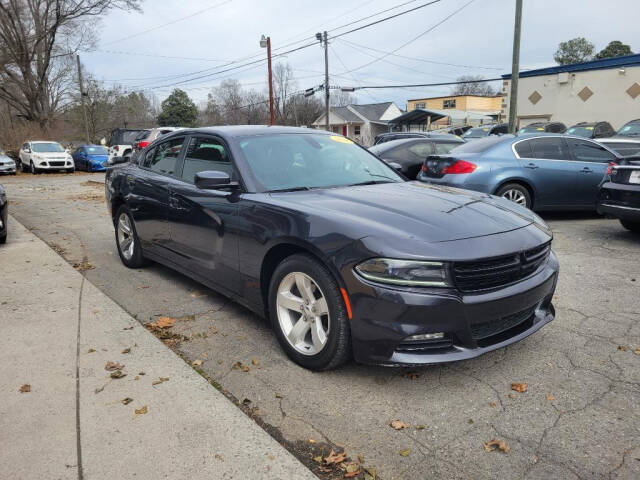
{"left": 493, "top": 178, "right": 536, "bottom": 208}
{"left": 259, "top": 239, "right": 345, "bottom": 315}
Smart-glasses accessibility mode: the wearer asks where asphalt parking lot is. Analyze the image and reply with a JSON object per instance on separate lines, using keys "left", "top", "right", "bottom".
{"left": 2, "top": 172, "right": 639, "bottom": 480}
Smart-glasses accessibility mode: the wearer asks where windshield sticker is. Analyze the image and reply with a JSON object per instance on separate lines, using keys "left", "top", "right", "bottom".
{"left": 586, "top": 127, "right": 594, "bottom": 130}
{"left": 330, "top": 136, "right": 354, "bottom": 144}
{"left": 482, "top": 128, "right": 489, "bottom": 132}
{"left": 536, "top": 127, "right": 544, "bottom": 131}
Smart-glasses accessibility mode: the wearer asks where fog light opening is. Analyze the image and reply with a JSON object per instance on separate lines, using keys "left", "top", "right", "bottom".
{"left": 406, "top": 332, "right": 445, "bottom": 342}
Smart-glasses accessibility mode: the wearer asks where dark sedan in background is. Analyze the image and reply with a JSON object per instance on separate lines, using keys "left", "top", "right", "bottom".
{"left": 418, "top": 134, "right": 622, "bottom": 211}
{"left": 461, "top": 123, "right": 509, "bottom": 140}
{"left": 597, "top": 160, "right": 640, "bottom": 233}
{"left": 566, "top": 121, "right": 615, "bottom": 139}
{"left": 518, "top": 121, "right": 567, "bottom": 134}
{"left": 369, "top": 135, "right": 464, "bottom": 178}
{"left": 106, "top": 126, "right": 558, "bottom": 370}
{"left": 0, "top": 184, "right": 7, "bottom": 244}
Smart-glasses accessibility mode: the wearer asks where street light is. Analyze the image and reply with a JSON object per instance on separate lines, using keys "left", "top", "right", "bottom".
{"left": 260, "top": 34, "right": 275, "bottom": 126}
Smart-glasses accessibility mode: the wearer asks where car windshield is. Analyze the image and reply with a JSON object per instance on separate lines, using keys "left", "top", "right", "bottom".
{"left": 567, "top": 126, "right": 594, "bottom": 137}
{"left": 238, "top": 133, "right": 404, "bottom": 192}
{"left": 32, "top": 142, "right": 64, "bottom": 153}
{"left": 86, "top": 146, "right": 108, "bottom": 155}
{"left": 462, "top": 127, "right": 491, "bottom": 138}
{"left": 618, "top": 123, "right": 640, "bottom": 136}
{"left": 519, "top": 125, "right": 546, "bottom": 134}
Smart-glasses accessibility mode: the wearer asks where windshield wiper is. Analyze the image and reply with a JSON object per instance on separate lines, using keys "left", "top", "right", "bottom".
{"left": 266, "top": 186, "right": 311, "bottom": 193}
{"left": 347, "top": 179, "right": 396, "bottom": 187}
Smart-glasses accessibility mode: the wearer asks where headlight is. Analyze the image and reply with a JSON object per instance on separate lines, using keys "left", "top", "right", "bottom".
{"left": 355, "top": 258, "right": 451, "bottom": 287}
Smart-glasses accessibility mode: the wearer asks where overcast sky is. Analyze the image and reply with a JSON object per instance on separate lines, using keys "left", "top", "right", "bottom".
{"left": 82, "top": 0, "right": 639, "bottom": 110}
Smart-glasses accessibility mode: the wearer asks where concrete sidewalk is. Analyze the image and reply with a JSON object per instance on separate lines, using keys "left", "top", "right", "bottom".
{"left": 0, "top": 216, "right": 316, "bottom": 480}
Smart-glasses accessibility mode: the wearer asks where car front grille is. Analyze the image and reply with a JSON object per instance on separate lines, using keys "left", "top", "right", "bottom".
{"left": 453, "top": 242, "right": 551, "bottom": 293}
{"left": 48, "top": 161, "right": 65, "bottom": 167}
{"left": 471, "top": 305, "right": 536, "bottom": 345}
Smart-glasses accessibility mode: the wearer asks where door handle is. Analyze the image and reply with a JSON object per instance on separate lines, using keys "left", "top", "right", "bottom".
{"left": 524, "top": 163, "right": 539, "bottom": 169}
{"left": 581, "top": 167, "right": 593, "bottom": 173}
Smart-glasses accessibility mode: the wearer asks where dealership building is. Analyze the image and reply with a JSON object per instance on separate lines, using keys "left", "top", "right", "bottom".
{"left": 501, "top": 54, "right": 640, "bottom": 130}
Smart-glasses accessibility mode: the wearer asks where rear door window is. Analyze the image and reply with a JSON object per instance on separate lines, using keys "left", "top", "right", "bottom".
{"left": 143, "top": 137, "right": 184, "bottom": 176}
{"left": 514, "top": 140, "right": 533, "bottom": 158}
{"left": 567, "top": 139, "right": 616, "bottom": 163}
{"left": 529, "top": 137, "right": 569, "bottom": 160}
{"left": 180, "top": 136, "right": 233, "bottom": 183}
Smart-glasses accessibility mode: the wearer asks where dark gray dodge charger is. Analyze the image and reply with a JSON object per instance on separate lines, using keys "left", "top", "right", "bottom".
{"left": 105, "top": 126, "right": 558, "bottom": 370}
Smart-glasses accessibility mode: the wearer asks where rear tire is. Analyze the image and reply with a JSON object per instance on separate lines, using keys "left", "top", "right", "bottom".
{"left": 0, "top": 233, "right": 6, "bottom": 244}
{"left": 268, "top": 254, "right": 351, "bottom": 371}
{"left": 496, "top": 183, "right": 532, "bottom": 209}
{"left": 114, "top": 206, "right": 148, "bottom": 268}
{"left": 620, "top": 219, "right": 640, "bottom": 233}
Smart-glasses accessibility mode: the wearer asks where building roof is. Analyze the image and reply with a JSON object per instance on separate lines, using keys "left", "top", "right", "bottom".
{"left": 502, "top": 54, "right": 640, "bottom": 79}
{"left": 407, "top": 94, "right": 502, "bottom": 102}
{"left": 312, "top": 102, "right": 397, "bottom": 125}
{"left": 349, "top": 102, "right": 394, "bottom": 121}
{"left": 389, "top": 108, "right": 494, "bottom": 125}
{"left": 332, "top": 106, "right": 362, "bottom": 123}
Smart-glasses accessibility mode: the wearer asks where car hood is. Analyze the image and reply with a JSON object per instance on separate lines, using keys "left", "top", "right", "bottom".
{"left": 269, "top": 181, "right": 537, "bottom": 243}
{"left": 87, "top": 154, "right": 108, "bottom": 161}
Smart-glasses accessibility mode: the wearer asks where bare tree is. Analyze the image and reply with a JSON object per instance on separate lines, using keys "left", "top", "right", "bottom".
{"left": 0, "top": 0, "right": 141, "bottom": 127}
{"left": 450, "top": 75, "right": 496, "bottom": 96}
{"left": 272, "top": 62, "right": 296, "bottom": 124}
{"left": 330, "top": 90, "right": 355, "bottom": 107}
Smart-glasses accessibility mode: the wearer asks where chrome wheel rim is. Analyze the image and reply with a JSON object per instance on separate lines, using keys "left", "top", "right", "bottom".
{"left": 276, "top": 272, "right": 330, "bottom": 356}
{"left": 502, "top": 189, "right": 527, "bottom": 206}
{"left": 30, "top": 162, "right": 34, "bottom": 173}
{"left": 117, "top": 213, "right": 135, "bottom": 260}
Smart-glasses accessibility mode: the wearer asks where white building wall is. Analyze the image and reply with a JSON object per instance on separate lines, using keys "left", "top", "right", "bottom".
{"left": 502, "top": 65, "right": 640, "bottom": 130}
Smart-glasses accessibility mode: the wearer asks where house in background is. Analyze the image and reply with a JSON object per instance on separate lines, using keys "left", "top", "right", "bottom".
{"left": 312, "top": 102, "right": 403, "bottom": 145}
{"left": 404, "top": 94, "right": 502, "bottom": 129}
{"left": 501, "top": 54, "right": 640, "bottom": 130}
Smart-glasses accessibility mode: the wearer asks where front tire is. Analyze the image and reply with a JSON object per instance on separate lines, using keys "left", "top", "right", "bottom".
{"left": 0, "top": 233, "right": 6, "bottom": 244}
{"left": 620, "top": 219, "right": 640, "bottom": 233}
{"left": 114, "top": 206, "right": 148, "bottom": 268}
{"left": 496, "top": 183, "right": 532, "bottom": 209}
{"left": 30, "top": 161, "right": 39, "bottom": 174}
{"left": 268, "top": 254, "right": 351, "bottom": 371}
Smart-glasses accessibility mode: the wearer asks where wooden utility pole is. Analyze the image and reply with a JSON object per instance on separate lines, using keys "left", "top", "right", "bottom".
{"left": 266, "top": 37, "right": 275, "bottom": 125}
{"left": 323, "top": 31, "right": 329, "bottom": 131}
{"left": 76, "top": 54, "right": 90, "bottom": 143}
{"left": 508, "top": 0, "right": 523, "bottom": 133}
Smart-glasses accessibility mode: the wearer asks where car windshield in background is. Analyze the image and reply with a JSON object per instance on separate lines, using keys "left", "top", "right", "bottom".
{"left": 433, "top": 142, "right": 463, "bottom": 154}
{"left": 449, "top": 135, "right": 507, "bottom": 154}
{"left": 618, "top": 124, "right": 640, "bottom": 136}
{"left": 462, "top": 127, "right": 491, "bottom": 138}
{"left": 32, "top": 143, "right": 64, "bottom": 153}
{"left": 567, "top": 126, "right": 593, "bottom": 137}
{"left": 87, "top": 146, "right": 108, "bottom": 155}
{"left": 238, "top": 134, "right": 404, "bottom": 192}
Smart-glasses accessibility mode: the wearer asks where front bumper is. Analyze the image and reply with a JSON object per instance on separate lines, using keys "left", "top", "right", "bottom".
{"left": 346, "top": 251, "right": 558, "bottom": 366}
{"left": 0, "top": 166, "right": 16, "bottom": 174}
{"left": 35, "top": 161, "right": 74, "bottom": 170}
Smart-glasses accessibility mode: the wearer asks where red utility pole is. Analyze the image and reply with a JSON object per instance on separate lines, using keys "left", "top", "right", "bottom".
{"left": 266, "top": 36, "right": 275, "bottom": 125}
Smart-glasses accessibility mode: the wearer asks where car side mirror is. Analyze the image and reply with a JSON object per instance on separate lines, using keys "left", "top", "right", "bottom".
{"left": 387, "top": 161, "right": 403, "bottom": 172}
{"left": 195, "top": 171, "right": 239, "bottom": 190}
{"left": 26, "top": 148, "right": 31, "bottom": 153}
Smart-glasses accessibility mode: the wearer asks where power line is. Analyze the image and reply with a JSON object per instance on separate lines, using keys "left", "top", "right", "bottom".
{"left": 336, "top": 0, "right": 477, "bottom": 75}
{"left": 103, "top": 0, "right": 234, "bottom": 46}
{"left": 352, "top": 76, "right": 503, "bottom": 89}
{"left": 327, "top": 0, "right": 424, "bottom": 35}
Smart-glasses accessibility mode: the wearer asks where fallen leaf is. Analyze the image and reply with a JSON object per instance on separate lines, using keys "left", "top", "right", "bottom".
{"left": 19, "top": 384, "right": 31, "bottom": 393}
{"left": 105, "top": 361, "right": 124, "bottom": 371}
{"left": 546, "top": 394, "right": 556, "bottom": 401}
{"left": 364, "top": 466, "right": 377, "bottom": 480}
{"left": 123, "top": 326, "right": 134, "bottom": 330}
{"left": 134, "top": 376, "right": 139, "bottom": 380}
{"left": 94, "top": 385, "right": 105, "bottom": 394}
{"left": 357, "top": 454, "right": 364, "bottom": 464}
{"left": 139, "top": 285, "right": 150, "bottom": 289}
{"left": 484, "top": 439, "right": 510, "bottom": 453}
{"left": 308, "top": 438, "right": 316, "bottom": 444}
{"left": 618, "top": 345, "right": 627, "bottom": 352}
{"left": 192, "top": 359, "right": 202, "bottom": 367}
{"left": 402, "top": 371, "right": 420, "bottom": 380}
{"left": 489, "top": 401, "right": 497, "bottom": 408}
{"left": 467, "top": 418, "right": 474, "bottom": 424}
{"left": 190, "top": 289, "right": 206, "bottom": 297}
{"left": 313, "top": 456, "right": 323, "bottom": 463}
{"left": 415, "top": 424, "right": 425, "bottom": 430}
{"left": 210, "top": 327, "right": 218, "bottom": 334}
{"left": 251, "top": 358, "right": 259, "bottom": 366}
{"left": 390, "top": 419, "right": 409, "bottom": 430}
{"left": 202, "top": 352, "right": 208, "bottom": 358}
{"left": 634, "top": 348, "right": 640, "bottom": 356}
{"left": 110, "top": 370, "right": 126, "bottom": 379}
{"left": 275, "top": 393, "right": 283, "bottom": 399}
{"left": 121, "top": 348, "right": 131, "bottom": 354}
{"left": 121, "top": 397, "right": 133, "bottom": 405}
{"left": 159, "top": 376, "right": 169, "bottom": 382}
{"left": 139, "top": 371, "right": 145, "bottom": 375}
{"left": 73, "top": 260, "right": 95, "bottom": 272}
{"left": 399, "top": 449, "right": 411, "bottom": 457}
{"left": 147, "top": 316, "right": 176, "bottom": 329}
{"left": 135, "top": 405, "right": 148, "bottom": 415}
{"left": 217, "top": 359, "right": 223, "bottom": 365}
{"left": 325, "top": 450, "right": 347, "bottom": 464}
{"left": 508, "top": 393, "right": 516, "bottom": 399}
{"left": 232, "top": 361, "right": 250, "bottom": 372}
{"left": 87, "top": 348, "right": 96, "bottom": 353}
{"left": 511, "top": 382, "right": 527, "bottom": 393}
{"left": 344, "top": 462, "right": 361, "bottom": 477}
{"left": 242, "top": 398, "right": 252, "bottom": 406}
{"left": 152, "top": 377, "right": 169, "bottom": 386}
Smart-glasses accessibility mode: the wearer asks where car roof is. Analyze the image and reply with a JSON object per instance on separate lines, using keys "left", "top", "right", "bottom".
{"left": 162, "top": 125, "right": 333, "bottom": 139}
{"left": 598, "top": 136, "right": 640, "bottom": 143}
{"left": 372, "top": 136, "right": 462, "bottom": 149}
{"left": 27, "top": 140, "right": 62, "bottom": 143}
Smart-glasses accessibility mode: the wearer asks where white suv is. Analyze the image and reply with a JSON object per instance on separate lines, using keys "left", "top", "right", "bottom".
{"left": 19, "top": 141, "right": 75, "bottom": 174}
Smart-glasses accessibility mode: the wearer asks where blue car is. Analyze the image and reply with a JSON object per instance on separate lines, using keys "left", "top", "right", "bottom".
{"left": 417, "top": 134, "right": 622, "bottom": 211}
{"left": 72, "top": 145, "right": 109, "bottom": 172}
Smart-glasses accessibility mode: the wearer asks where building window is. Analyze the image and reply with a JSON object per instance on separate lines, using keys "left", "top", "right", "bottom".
{"left": 354, "top": 125, "right": 361, "bottom": 135}
{"left": 443, "top": 99, "right": 456, "bottom": 109}
{"left": 414, "top": 102, "right": 426, "bottom": 109}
